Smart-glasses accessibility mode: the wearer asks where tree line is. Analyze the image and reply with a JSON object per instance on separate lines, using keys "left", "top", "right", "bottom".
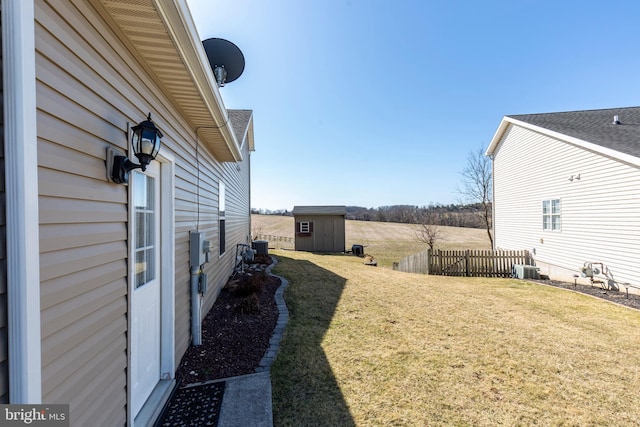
{"left": 345, "top": 204, "right": 491, "bottom": 229}
{"left": 251, "top": 203, "right": 491, "bottom": 229}
{"left": 252, "top": 148, "right": 494, "bottom": 245}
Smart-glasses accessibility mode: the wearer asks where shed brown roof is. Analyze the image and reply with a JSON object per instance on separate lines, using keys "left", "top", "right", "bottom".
{"left": 292, "top": 206, "right": 346, "bottom": 216}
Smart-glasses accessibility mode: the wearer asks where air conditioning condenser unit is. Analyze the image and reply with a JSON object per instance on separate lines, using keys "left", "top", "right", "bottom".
{"left": 512, "top": 264, "right": 540, "bottom": 279}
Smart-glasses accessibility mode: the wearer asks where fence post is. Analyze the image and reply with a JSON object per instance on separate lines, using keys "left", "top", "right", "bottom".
{"left": 465, "top": 250, "right": 470, "bottom": 277}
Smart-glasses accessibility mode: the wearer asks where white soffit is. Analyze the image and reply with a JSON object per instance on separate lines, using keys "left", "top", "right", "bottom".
{"left": 93, "top": 0, "right": 242, "bottom": 162}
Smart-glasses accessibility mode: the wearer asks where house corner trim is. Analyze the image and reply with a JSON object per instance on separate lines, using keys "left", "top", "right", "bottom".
{"left": 3, "top": 0, "right": 42, "bottom": 404}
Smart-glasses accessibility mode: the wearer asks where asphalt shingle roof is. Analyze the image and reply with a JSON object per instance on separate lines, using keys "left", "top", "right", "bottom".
{"left": 227, "top": 109, "right": 252, "bottom": 145}
{"left": 508, "top": 106, "right": 640, "bottom": 158}
{"left": 292, "top": 206, "right": 347, "bottom": 216}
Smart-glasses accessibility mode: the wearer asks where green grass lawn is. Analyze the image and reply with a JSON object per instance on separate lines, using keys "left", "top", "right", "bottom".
{"left": 270, "top": 250, "right": 640, "bottom": 426}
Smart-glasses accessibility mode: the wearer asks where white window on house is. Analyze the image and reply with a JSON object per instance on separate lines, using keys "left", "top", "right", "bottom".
{"left": 300, "top": 221, "right": 310, "bottom": 233}
{"left": 219, "top": 181, "right": 226, "bottom": 255}
{"left": 542, "top": 199, "right": 561, "bottom": 231}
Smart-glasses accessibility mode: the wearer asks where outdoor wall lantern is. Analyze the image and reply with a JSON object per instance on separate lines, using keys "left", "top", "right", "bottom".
{"left": 107, "top": 113, "right": 163, "bottom": 184}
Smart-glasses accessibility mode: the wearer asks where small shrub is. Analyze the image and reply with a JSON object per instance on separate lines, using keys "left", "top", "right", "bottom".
{"left": 234, "top": 293, "right": 260, "bottom": 315}
{"left": 234, "top": 272, "right": 266, "bottom": 297}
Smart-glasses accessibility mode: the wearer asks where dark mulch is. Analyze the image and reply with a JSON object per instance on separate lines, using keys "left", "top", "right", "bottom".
{"left": 176, "top": 263, "right": 281, "bottom": 385}
{"left": 534, "top": 278, "right": 640, "bottom": 310}
{"left": 157, "top": 256, "right": 280, "bottom": 426}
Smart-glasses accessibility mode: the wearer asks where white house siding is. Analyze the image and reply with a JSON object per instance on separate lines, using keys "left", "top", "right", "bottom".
{"left": 35, "top": 0, "right": 252, "bottom": 425}
{"left": 493, "top": 124, "right": 640, "bottom": 292}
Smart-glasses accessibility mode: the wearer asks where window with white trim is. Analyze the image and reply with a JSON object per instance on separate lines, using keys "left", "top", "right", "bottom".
{"left": 542, "top": 199, "right": 561, "bottom": 231}
{"left": 300, "top": 221, "right": 310, "bottom": 233}
{"left": 219, "top": 181, "right": 226, "bottom": 255}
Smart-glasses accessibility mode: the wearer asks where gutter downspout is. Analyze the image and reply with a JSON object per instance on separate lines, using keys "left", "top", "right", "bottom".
{"left": 190, "top": 266, "right": 202, "bottom": 346}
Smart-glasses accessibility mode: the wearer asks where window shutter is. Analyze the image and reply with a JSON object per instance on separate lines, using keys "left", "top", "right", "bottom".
{"left": 296, "top": 222, "right": 301, "bottom": 233}
{"left": 309, "top": 222, "right": 314, "bottom": 232}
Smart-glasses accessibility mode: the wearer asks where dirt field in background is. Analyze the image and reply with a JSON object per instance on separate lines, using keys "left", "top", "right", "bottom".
{"left": 251, "top": 214, "right": 491, "bottom": 267}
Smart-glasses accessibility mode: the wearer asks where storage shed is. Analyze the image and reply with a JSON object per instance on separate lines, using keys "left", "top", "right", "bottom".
{"left": 293, "top": 206, "right": 346, "bottom": 252}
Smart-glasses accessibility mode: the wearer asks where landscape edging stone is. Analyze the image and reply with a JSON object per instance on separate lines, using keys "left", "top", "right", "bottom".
{"left": 256, "top": 255, "right": 289, "bottom": 372}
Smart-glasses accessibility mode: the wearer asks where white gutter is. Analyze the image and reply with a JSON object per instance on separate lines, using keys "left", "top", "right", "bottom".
{"left": 3, "top": 0, "right": 42, "bottom": 403}
{"left": 154, "top": 0, "right": 243, "bottom": 161}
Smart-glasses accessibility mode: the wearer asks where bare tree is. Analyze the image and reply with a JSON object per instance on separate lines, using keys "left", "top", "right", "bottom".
{"left": 458, "top": 148, "right": 493, "bottom": 248}
{"left": 251, "top": 223, "right": 266, "bottom": 241}
{"left": 415, "top": 211, "right": 443, "bottom": 251}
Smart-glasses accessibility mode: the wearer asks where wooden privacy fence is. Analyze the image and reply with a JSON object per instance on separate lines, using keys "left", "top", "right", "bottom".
{"left": 394, "top": 249, "right": 533, "bottom": 278}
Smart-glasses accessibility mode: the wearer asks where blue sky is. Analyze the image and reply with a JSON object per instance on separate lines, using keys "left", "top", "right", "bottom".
{"left": 186, "top": 0, "right": 640, "bottom": 211}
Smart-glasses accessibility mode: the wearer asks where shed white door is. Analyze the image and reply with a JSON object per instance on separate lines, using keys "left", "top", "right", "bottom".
{"left": 130, "top": 163, "right": 161, "bottom": 416}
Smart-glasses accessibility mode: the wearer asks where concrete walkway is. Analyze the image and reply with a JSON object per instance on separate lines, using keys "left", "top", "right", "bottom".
{"left": 217, "top": 259, "right": 289, "bottom": 427}
{"left": 217, "top": 372, "right": 273, "bottom": 427}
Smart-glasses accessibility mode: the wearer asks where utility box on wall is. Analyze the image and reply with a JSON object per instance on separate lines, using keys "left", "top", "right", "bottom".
{"left": 292, "top": 206, "right": 346, "bottom": 253}
{"left": 190, "top": 231, "right": 213, "bottom": 267}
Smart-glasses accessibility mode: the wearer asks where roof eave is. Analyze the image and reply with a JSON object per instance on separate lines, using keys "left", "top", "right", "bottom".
{"left": 485, "top": 117, "right": 511, "bottom": 157}
{"left": 292, "top": 206, "right": 347, "bottom": 216}
{"left": 488, "top": 116, "right": 640, "bottom": 168}
{"left": 93, "top": 0, "right": 243, "bottom": 162}
{"left": 227, "top": 110, "right": 255, "bottom": 152}
{"left": 154, "top": 0, "right": 243, "bottom": 161}
{"left": 247, "top": 119, "right": 255, "bottom": 152}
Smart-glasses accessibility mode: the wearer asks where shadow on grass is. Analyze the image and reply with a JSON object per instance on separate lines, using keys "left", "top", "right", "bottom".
{"left": 270, "top": 254, "right": 356, "bottom": 427}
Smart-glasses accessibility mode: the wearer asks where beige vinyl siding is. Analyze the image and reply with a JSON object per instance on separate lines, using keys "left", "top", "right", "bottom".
{"left": 493, "top": 124, "right": 640, "bottom": 289}
{"left": 36, "top": 1, "right": 132, "bottom": 423}
{"left": 36, "top": 1, "right": 252, "bottom": 422}
{"left": 0, "top": 1, "right": 8, "bottom": 404}
{"left": 36, "top": 0, "right": 158, "bottom": 422}
{"left": 204, "top": 146, "right": 253, "bottom": 312}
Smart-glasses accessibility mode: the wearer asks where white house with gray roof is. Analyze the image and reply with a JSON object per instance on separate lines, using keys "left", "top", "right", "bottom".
{"left": 486, "top": 106, "right": 640, "bottom": 294}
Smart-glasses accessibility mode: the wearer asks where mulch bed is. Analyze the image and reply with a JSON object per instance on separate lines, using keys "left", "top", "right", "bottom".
{"left": 533, "top": 278, "right": 640, "bottom": 310}
{"left": 176, "top": 259, "right": 281, "bottom": 385}
{"left": 157, "top": 255, "right": 280, "bottom": 426}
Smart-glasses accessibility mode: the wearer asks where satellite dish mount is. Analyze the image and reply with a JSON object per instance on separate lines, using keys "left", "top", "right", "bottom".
{"left": 202, "top": 38, "right": 245, "bottom": 87}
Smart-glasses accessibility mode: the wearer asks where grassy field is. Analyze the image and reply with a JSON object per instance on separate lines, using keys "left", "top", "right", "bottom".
{"left": 270, "top": 250, "right": 640, "bottom": 426}
{"left": 251, "top": 214, "right": 491, "bottom": 267}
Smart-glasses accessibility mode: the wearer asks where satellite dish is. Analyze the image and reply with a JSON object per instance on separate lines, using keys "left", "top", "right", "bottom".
{"left": 202, "top": 38, "right": 245, "bottom": 87}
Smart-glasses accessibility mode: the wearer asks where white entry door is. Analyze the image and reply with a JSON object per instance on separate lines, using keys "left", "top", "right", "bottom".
{"left": 131, "top": 162, "right": 161, "bottom": 417}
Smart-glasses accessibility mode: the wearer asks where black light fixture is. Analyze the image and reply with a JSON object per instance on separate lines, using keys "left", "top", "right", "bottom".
{"left": 107, "top": 113, "right": 162, "bottom": 184}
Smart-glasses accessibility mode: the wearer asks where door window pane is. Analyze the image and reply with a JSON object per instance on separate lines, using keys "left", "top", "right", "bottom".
{"left": 133, "top": 172, "right": 156, "bottom": 288}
